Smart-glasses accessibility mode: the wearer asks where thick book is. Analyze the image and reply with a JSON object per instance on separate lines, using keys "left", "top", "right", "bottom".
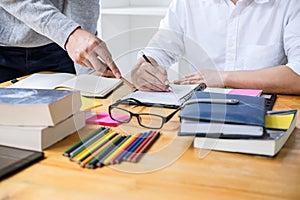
{"left": 8, "top": 73, "right": 123, "bottom": 98}
{"left": 121, "top": 83, "right": 206, "bottom": 108}
{"left": 0, "top": 111, "right": 86, "bottom": 151}
{"left": 178, "top": 92, "right": 266, "bottom": 137}
{"left": 193, "top": 110, "right": 297, "bottom": 156}
{"left": 0, "top": 145, "right": 44, "bottom": 180}
{"left": 0, "top": 88, "right": 81, "bottom": 126}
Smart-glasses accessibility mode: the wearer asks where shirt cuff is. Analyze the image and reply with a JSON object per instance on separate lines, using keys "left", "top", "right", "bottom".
{"left": 286, "top": 62, "right": 300, "bottom": 75}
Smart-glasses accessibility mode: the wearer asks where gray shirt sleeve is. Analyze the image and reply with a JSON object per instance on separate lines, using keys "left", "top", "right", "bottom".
{"left": 0, "top": 0, "right": 80, "bottom": 48}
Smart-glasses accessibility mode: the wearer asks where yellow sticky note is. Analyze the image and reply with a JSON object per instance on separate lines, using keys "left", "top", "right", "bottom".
{"left": 80, "top": 96, "right": 102, "bottom": 111}
{"left": 265, "top": 114, "right": 294, "bottom": 129}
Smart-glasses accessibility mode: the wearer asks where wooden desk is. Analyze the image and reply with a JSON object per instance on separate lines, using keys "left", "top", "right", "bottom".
{"left": 0, "top": 85, "right": 299, "bottom": 200}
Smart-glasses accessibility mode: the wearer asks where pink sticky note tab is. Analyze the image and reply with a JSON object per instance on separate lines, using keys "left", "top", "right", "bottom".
{"left": 86, "top": 112, "right": 129, "bottom": 127}
{"left": 229, "top": 89, "right": 262, "bottom": 97}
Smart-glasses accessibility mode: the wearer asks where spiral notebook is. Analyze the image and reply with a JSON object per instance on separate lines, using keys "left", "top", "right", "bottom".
{"left": 121, "top": 83, "right": 206, "bottom": 108}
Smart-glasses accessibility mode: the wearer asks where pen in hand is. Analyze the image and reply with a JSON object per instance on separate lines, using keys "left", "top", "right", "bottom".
{"left": 140, "top": 51, "right": 173, "bottom": 91}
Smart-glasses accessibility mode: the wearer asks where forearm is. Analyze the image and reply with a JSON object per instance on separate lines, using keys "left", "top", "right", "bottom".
{"left": 0, "top": 0, "right": 79, "bottom": 48}
{"left": 223, "top": 65, "right": 300, "bottom": 94}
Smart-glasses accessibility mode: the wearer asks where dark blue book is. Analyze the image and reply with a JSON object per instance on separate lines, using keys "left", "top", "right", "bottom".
{"left": 178, "top": 92, "right": 266, "bottom": 138}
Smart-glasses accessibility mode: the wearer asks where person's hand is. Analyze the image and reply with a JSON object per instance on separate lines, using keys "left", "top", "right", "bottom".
{"left": 65, "top": 28, "right": 121, "bottom": 78}
{"left": 131, "top": 58, "right": 170, "bottom": 91}
{"left": 174, "top": 69, "right": 225, "bottom": 88}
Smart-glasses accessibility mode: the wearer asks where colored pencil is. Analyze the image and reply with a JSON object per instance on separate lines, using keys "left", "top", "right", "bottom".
{"left": 63, "top": 127, "right": 106, "bottom": 157}
{"left": 96, "top": 135, "right": 126, "bottom": 167}
{"left": 85, "top": 135, "right": 122, "bottom": 168}
{"left": 131, "top": 131, "right": 160, "bottom": 163}
{"left": 97, "top": 135, "right": 127, "bottom": 166}
{"left": 127, "top": 131, "right": 155, "bottom": 162}
{"left": 113, "top": 132, "right": 143, "bottom": 164}
{"left": 103, "top": 135, "right": 130, "bottom": 165}
{"left": 72, "top": 131, "right": 116, "bottom": 162}
{"left": 122, "top": 132, "right": 150, "bottom": 161}
{"left": 74, "top": 132, "right": 118, "bottom": 163}
{"left": 84, "top": 136, "right": 121, "bottom": 169}
{"left": 109, "top": 134, "right": 136, "bottom": 165}
{"left": 69, "top": 128, "right": 110, "bottom": 158}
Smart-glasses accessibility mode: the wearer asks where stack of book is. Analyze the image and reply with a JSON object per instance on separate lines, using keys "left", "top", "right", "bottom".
{"left": 178, "top": 92, "right": 297, "bottom": 156}
{"left": 0, "top": 88, "right": 86, "bottom": 151}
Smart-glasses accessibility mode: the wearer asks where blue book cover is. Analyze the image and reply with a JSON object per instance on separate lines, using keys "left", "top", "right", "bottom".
{"left": 0, "top": 88, "right": 75, "bottom": 105}
{"left": 0, "top": 88, "right": 81, "bottom": 126}
{"left": 179, "top": 92, "right": 266, "bottom": 126}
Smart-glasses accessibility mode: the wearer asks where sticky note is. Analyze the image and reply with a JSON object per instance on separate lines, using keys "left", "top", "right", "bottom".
{"left": 86, "top": 112, "right": 129, "bottom": 127}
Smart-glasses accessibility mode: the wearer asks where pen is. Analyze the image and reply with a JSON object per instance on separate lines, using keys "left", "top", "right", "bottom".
{"left": 140, "top": 51, "right": 173, "bottom": 91}
{"left": 120, "top": 76, "right": 137, "bottom": 91}
{"left": 11, "top": 78, "right": 19, "bottom": 84}
{"left": 183, "top": 98, "right": 239, "bottom": 106}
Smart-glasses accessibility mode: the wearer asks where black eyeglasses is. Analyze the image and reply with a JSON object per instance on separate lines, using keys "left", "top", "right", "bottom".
{"left": 109, "top": 98, "right": 181, "bottom": 129}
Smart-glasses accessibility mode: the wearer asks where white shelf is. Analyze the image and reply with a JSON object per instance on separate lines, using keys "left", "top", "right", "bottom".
{"left": 101, "top": 7, "right": 168, "bottom": 16}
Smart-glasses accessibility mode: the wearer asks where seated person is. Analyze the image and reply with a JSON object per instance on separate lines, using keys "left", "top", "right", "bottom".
{"left": 131, "top": 0, "right": 300, "bottom": 94}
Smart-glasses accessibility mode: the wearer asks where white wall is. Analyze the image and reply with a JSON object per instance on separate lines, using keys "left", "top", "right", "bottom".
{"left": 99, "top": 0, "right": 179, "bottom": 80}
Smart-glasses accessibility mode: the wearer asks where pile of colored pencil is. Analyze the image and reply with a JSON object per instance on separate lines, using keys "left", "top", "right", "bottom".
{"left": 63, "top": 127, "right": 160, "bottom": 169}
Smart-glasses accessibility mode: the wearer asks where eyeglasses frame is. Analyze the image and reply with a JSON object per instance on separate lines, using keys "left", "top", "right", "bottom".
{"left": 108, "top": 98, "right": 181, "bottom": 129}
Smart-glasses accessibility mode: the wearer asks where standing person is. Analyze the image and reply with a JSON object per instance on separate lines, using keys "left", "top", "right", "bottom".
{"left": 0, "top": 0, "right": 121, "bottom": 83}
{"left": 132, "top": 0, "right": 300, "bottom": 94}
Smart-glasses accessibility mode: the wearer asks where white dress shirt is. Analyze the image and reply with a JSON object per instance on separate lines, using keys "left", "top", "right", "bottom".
{"left": 144, "top": 0, "right": 300, "bottom": 75}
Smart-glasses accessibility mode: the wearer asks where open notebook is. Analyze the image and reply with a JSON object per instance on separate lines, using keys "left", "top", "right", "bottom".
{"left": 8, "top": 73, "right": 122, "bottom": 98}
{"left": 121, "top": 83, "right": 206, "bottom": 108}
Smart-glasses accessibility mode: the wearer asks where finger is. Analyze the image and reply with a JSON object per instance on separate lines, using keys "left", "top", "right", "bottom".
{"left": 81, "top": 58, "right": 94, "bottom": 70}
{"left": 144, "top": 70, "right": 169, "bottom": 91}
{"left": 184, "top": 72, "right": 203, "bottom": 79}
{"left": 142, "top": 76, "right": 168, "bottom": 91}
{"left": 135, "top": 76, "right": 166, "bottom": 91}
{"left": 173, "top": 78, "right": 200, "bottom": 85}
{"left": 135, "top": 63, "right": 169, "bottom": 91}
{"left": 102, "top": 67, "right": 115, "bottom": 77}
{"left": 94, "top": 41, "right": 121, "bottom": 78}
{"left": 141, "top": 64, "right": 169, "bottom": 90}
{"left": 144, "top": 64, "right": 169, "bottom": 85}
{"left": 87, "top": 52, "right": 109, "bottom": 75}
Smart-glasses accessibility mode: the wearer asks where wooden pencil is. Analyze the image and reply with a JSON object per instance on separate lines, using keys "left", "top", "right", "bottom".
{"left": 84, "top": 135, "right": 121, "bottom": 169}
{"left": 131, "top": 131, "right": 160, "bottom": 163}
{"left": 69, "top": 128, "right": 110, "bottom": 158}
{"left": 72, "top": 132, "right": 117, "bottom": 162}
{"left": 76, "top": 132, "right": 118, "bottom": 163}
{"left": 113, "top": 132, "right": 143, "bottom": 164}
{"left": 109, "top": 134, "right": 136, "bottom": 165}
{"left": 122, "top": 132, "right": 149, "bottom": 161}
{"left": 127, "top": 131, "right": 154, "bottom": 162}
{"left": 97, "top": 135, "right": 127, "bottom": 166}
{"left": 101, "top": 135, "right": 131, "bottom": 165}
{"left": 63, "top": 127, "right": 106, "bottom": 157}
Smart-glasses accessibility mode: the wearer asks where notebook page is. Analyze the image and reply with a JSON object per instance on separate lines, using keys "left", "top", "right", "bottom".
{"left": 123, "top": 84, "right": 199, "bottom": 106}
{"left": 57, "top": 74, "right": 122, "bottom": 95}
{"left": 8, "top": 73, "right": 74, "bottom": 89}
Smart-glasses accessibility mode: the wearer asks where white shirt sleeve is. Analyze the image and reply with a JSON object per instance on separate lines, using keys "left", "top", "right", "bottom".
{"left": 284, "top": 0, "right": 300, "bottom": 75}
{"left": 143, "top": 0, "right": 185, "bottom": 68}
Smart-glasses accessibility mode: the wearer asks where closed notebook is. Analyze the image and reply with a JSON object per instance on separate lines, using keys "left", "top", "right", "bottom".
{"left": 178, "top": 92, "right": 266, "bottom": 138}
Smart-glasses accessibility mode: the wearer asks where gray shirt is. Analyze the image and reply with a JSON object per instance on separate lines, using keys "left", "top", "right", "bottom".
{"left": 0, "top": 0, "right": 100, "bottom": 48}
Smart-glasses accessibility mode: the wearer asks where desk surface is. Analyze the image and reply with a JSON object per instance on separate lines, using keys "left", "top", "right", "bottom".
{"left": 0, "top": 84, "right": 300, "bottom": 200}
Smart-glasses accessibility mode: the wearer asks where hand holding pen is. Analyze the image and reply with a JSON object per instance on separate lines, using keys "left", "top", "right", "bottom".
{"left": 135, "top": 51, "right": 172, "bottom": 92}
